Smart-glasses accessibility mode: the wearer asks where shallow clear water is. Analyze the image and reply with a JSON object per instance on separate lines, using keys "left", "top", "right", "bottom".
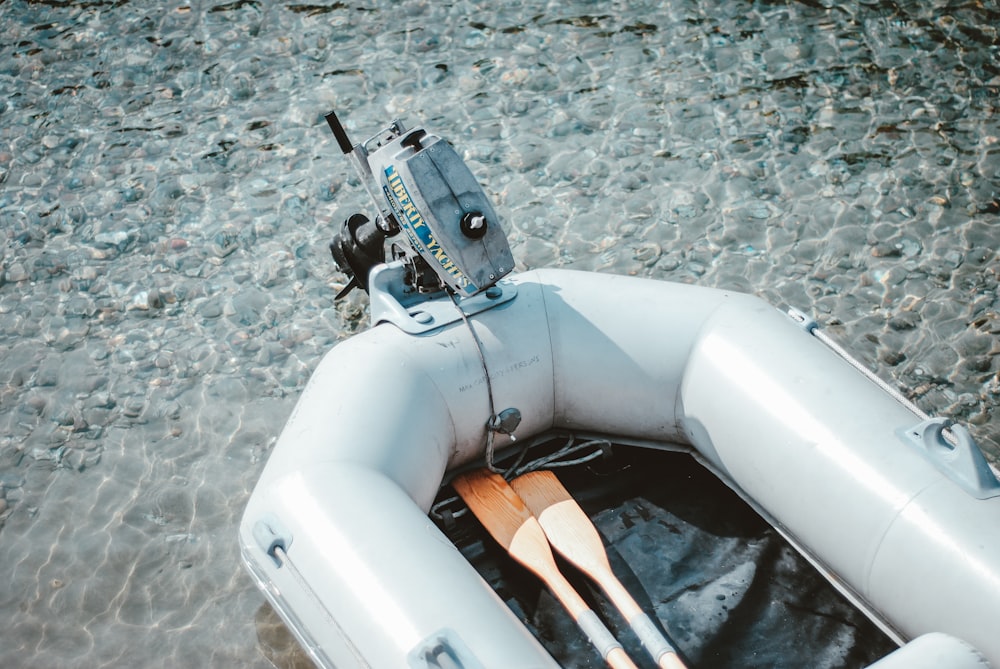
{"left": 0, "top": 0, "right": 997, "bottom": 667}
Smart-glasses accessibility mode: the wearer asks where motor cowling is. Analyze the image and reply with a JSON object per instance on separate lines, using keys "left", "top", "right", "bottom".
{"left": 367, "top": 128, "right": 514, "bottom": 298}
{"left": 325, "top": 110, "right": 514, "bottom": 300}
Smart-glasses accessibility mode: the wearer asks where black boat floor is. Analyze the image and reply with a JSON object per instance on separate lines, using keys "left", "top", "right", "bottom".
{"left": 437, "top": 444, "right": 897, "bottom": 669}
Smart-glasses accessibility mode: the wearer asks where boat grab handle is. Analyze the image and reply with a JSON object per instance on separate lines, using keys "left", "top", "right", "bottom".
{"left": 898, "top": 418, "right": 1000, "bottom": 500}
{"left": 407, "top": 629, "right": 485, "bottom": 669}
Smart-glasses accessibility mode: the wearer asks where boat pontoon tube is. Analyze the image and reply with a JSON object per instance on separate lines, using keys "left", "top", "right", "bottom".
{"left": 869, "top": 633, "right": 988, "bottom": 669}
{"left": 239, "top": 268, "right": 1000, "bottom": 668}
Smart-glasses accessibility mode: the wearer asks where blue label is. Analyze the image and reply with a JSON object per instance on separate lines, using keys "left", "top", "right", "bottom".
{"left": 384, "top": 165, "right": 475, "bottom": 292}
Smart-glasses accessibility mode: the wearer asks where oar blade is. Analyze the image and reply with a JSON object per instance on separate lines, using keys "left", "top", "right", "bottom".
{"left": 453, "top": 469, "right": 640, "bottom": 669}
{"left": 511, "top": 470, "right": 613, "bottom": 576}
{"left": 451, "top": 469, "right": 636, "bottom": 669}
{"left": 451, "top": 469, "right": 559, "bottom": 584}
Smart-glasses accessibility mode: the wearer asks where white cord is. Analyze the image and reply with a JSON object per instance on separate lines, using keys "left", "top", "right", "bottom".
{"left": 449, "top": 292, "right": 504, "bottom": 473}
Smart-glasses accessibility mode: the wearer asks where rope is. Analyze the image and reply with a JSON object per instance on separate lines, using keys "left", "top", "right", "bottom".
{"left": 429, "top": 433, "right": 612, "bottom": 522}
{"left": 272, "top": 546, "right": 369, "bottom": 668}
{"left": 509, "top": 435, "right": 611, "bottom": 478}
{"left": 446, "top": 290, "right": 613, "bottom": 479}
{"left": 787, "top": 308, "right": 930, "bottom": 420}
{"left": 810, "top": 326, "right": 931, "bottom": 421}
{"left": 785, "top": 307, "right": 973, "bottom": 449}
{"left": 449, "top": 292, "right": 504, "bottom": 473}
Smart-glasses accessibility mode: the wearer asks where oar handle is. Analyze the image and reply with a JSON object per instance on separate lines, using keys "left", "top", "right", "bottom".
{"left": 601, "top": 577, "right": 687, "bottom": 669}
{"left": 632, "top": 613, "right": 687, "bottom": 669}
{"left": 515, "top": 522, "right": 638, "bottom": 669}
{"left": 608, "top": 647, "right": 639, "bottom": 669}
{"left": 576, "top": 609, "right": 636, "bottom": 669}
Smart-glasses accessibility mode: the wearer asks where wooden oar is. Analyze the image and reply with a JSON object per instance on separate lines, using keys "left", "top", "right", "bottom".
{"left": 452, "top": 469, "right": 638, "bottom": 669}
{"left": 511, "top": 470, "right": 688, "bottom": 669}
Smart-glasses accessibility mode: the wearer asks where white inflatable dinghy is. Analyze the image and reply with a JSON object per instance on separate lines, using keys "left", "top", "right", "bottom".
{"left": 239, "top": 110, "right": 998, "bottom": 669}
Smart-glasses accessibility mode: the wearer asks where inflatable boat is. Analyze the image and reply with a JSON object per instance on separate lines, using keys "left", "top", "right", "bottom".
{"left": 238, "top": 111, "right": 999, "bottom": 668}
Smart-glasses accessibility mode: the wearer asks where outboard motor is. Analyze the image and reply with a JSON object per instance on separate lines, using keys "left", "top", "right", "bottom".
{"left": 325, "top": 110, "right": 514, "bottom": 300}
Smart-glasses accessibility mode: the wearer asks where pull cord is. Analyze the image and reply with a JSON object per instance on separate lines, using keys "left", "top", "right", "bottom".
{"left": 449, "top": 292, "right": 510, "bottom": 474}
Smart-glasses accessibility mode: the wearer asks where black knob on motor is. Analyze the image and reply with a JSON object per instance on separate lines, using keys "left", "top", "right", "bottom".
{"left": 460, "top": 211, "right": 488, "bottom": 240}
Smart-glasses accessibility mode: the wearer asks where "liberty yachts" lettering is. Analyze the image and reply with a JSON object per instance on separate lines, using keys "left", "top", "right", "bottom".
{"left": 384, "top": 165, "right": 473, "bottom": 290}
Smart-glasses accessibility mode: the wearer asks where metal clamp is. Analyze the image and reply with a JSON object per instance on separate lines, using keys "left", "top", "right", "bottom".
{"left": 369, "top": 262, "right": 517, "bottom": 334}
